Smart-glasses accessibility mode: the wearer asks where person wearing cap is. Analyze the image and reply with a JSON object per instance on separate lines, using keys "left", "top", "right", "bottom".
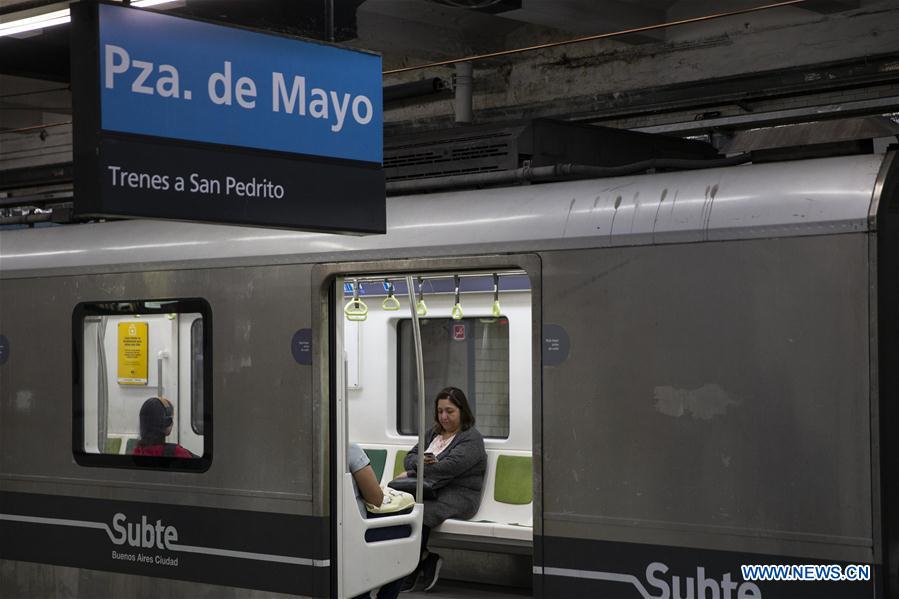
{"left": 132, "top": 397, "right": 194, "bottom": 458}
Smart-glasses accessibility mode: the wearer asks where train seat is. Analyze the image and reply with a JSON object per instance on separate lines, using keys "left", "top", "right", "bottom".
{"left": 359, "top": 444, "right": 533, "bottom": 546}
{"left": 363, "top": 448, "right": 388, "bottom": 481}
{"left": 124, "top": 438, "right": 139, "bottom": 455}
{"left": 393, "top": 450, "right": 409, "bottom": 478}
{"left": 102, "top": 435, "right": 139, "bottom": 455}
{"left": 433, "top": 451, "right": 533, "bottom": 544}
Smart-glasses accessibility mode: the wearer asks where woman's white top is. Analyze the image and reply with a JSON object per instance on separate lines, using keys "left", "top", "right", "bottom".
{"left": 426, "top": 433, "right": 456, "bottom": 456}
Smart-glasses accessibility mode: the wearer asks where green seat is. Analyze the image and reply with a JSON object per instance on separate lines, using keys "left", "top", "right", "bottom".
{"left": 494, "top": 455, "right": 533, "bottom": 505}
{"left": 125, "top": 438, "right": 139, "bottom": 455}
{"left": 393, "top": 450, "right": 409, "bottom": 479}
{"left": 364, "top": 448, "right": 387, "bottom": 482}
{"left": 104, "top": 438, "right": 122, "bottom": 454}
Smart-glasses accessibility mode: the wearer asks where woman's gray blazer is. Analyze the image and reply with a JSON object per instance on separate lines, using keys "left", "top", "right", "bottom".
{"left": 404, "top": 427, "right": 487, "bottom": 529}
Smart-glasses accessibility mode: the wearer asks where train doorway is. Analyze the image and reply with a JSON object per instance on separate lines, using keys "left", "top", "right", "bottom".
{"left": 321, "top": 258, "right": 540, "bottom": 599}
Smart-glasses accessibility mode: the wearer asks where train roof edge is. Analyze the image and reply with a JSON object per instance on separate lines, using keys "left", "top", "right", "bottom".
{"left": 0, "top": 153, "right": 889, "bottom": 277}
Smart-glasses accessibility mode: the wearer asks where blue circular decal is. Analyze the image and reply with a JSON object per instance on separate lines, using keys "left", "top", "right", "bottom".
{"left": 291, "top": 328, "right": 313, "bottom": 365}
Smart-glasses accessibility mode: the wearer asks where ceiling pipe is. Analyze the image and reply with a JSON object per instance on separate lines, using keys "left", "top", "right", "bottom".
{"left": 0, "top": 211, "right": 53, "bottom": 225}
{"left": 454, "top": 62, "right": 473, "bottom": 124}
{"left": 383, "top": 78, "right": 447, "bottom": 103}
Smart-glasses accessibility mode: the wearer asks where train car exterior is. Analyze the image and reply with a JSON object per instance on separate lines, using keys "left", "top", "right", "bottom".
{"left": 1, "top": 152, "right": 897, "bottom": 598}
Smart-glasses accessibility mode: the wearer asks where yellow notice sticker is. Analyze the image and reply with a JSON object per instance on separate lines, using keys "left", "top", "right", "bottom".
{"left": 117, "top": 321, "right": 148, "bottom": 385}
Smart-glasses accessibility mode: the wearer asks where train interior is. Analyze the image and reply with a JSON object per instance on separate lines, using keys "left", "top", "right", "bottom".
{"left": 80, "top": 306, "right": 205, "bottom": 459}
{"left": 335, "top": 269, "right": 535, "bottom": 594}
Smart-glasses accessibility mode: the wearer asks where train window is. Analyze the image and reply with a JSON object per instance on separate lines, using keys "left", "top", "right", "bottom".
{"left": 397, "top": 317, "right": 510, "bottom": 438}
{"left": 72, "top": 298, "right": 212, "bottom": 471}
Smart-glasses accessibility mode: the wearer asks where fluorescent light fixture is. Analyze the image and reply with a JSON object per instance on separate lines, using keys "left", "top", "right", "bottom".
{"left": 0, "top": 1, "right": 180, "bottom": 38}
{"left": 0, "top": 8, "right": 70, "bottom": 37}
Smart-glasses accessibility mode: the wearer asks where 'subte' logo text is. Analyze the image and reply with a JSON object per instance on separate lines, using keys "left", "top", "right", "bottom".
{"left": 108, "top": 513, "right": 178, "bottom": 550}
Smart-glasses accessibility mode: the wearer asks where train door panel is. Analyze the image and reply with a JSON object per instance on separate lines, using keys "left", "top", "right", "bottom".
{"left": 538, "top": 239, "right": 874, "bottom": 598}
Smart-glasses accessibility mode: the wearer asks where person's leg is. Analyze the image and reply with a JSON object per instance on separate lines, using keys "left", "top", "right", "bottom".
{"left": 419, "top": 551, "right": 443, "bottom": 592}
{"left": 416, "top": 524, "right": 442, "bottom": 591}
{"left": 419, "top": 525, "right": 431, "bottom": 558}
{"left": 400, "top": 525, "right": 431, "bottom": 592}
{"left": 376, "top": 577, "right": 404, "bottom": 599}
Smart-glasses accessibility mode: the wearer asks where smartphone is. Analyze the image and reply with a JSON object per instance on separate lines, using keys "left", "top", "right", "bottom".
{"left": 424, "top": 452, "right": 435, "bottom": 460}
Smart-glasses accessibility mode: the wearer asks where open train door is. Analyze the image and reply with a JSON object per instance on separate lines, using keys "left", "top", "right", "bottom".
{"left": 315, "top": 255, "right": 542, "bottom": 598}
{"left": 328, "top": 273, "right": 424, "bottom": 599}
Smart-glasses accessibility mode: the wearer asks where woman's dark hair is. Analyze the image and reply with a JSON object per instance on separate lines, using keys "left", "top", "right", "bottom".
{"left": 433, "top": 386, "right": 475, "bottom": 432}
{"left": 137, "top": 397, "right": 174, "bottom": 447}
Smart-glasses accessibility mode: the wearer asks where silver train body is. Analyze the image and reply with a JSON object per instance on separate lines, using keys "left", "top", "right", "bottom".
{"left": 1, "top": 152, "right": 897, "bottom": 598}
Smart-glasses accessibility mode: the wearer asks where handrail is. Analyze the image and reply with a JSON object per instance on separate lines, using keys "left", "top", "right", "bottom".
{"left": 97, "top": 316, "right": 109, "bottom": 451}
{"left": 343, "top": 270, "right": 526, "bottom": 286}
{"left": 156, "top": 350, "right": 169, "bottom": 398}
{"left": 405, "top": 274, "right": 427, "bottom": 503}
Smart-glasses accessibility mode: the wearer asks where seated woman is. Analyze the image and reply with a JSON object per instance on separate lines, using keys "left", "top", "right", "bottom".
{"left": 132, "top": 397, "right": 194, "bottom": 458}
{"left": 394, "top": 386, "right": 486, "bottom": 593}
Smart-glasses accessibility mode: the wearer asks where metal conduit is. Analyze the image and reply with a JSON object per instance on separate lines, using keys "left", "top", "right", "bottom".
{"left": 386, "top": 154, "right": 752, "bottom": 195}
{"left": 0, "top": 212, "right": 54, "bottom": 225}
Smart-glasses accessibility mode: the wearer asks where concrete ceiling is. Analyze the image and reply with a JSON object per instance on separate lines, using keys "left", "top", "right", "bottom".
{"left": 0, "top": 0, "right": 894, "bottom": 135}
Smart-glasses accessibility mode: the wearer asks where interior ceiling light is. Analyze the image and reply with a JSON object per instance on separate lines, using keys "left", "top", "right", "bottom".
{"left": 0, "top": 1, "right": 180, "bottom": 38}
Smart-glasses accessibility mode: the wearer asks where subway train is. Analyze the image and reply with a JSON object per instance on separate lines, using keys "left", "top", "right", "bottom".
{"left": 1, "top": 150, "right": 897, "bottom": 599}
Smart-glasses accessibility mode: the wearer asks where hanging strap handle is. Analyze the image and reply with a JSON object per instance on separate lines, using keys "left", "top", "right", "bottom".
{"left": 491, "top": 273, "right": 502, "bottom": 317}
{"left": 415, "top": 277, "right": 428, "bottom": 316}
{"left": 344, "top": 280, "right": 368, "bottom": 321}
{"left": 382, "top": 279, "right": 401, "bottom": 311}
{"left": 452, "top": 274, "right": 464, "bottom": 320}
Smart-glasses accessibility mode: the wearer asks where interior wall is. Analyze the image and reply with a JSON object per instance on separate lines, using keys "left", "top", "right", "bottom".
{"left": 346, "top": 288, "right": 533, "bottom": 452}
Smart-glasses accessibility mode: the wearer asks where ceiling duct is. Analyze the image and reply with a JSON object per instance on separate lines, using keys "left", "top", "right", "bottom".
{"left": 722, "top": 116, "right": 899, "bottom": 161}
{"left": 384, "top": 118, "right": 719, "bottom": 184}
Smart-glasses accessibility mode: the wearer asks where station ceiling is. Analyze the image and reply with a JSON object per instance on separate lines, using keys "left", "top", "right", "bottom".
{"left": 0, "top": 0, "right": 896, "bottom": 134}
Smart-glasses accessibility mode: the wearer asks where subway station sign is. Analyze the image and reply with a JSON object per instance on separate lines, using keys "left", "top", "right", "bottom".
{"left": 70, "top": 2, "right": 385, "bottom": 233}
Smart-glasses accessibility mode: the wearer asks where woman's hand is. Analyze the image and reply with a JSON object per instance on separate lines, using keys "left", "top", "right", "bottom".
{"left": 424, "top": 455, "right": 437, "bottom": 465}
{"left": 394, "top": 471, "right": 409, "bottom": 479}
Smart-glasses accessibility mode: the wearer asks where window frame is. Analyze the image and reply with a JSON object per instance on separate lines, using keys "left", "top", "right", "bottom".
{"left": 190, "top": 317, "right": 205, "bottom": 436}
{"left": 72, "top": 297, "right": 213, "bottom": 472}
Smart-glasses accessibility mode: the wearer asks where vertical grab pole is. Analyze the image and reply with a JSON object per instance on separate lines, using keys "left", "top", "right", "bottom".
{"left": 156, "top": 352, "right": 167, "bottom": 398}
{"left": 405, "top": 275, "right": 427, "bottom": 503}
{"left": 96, "top": 317, "right": 108, "bottom": 452}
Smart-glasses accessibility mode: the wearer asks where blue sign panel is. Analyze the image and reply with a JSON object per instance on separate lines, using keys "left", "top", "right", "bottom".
{"left": 71, "top": 2, "right": 385, "bottom": 233}
{"left": 97, "top": 3, "right": 382, "bottom": 164}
